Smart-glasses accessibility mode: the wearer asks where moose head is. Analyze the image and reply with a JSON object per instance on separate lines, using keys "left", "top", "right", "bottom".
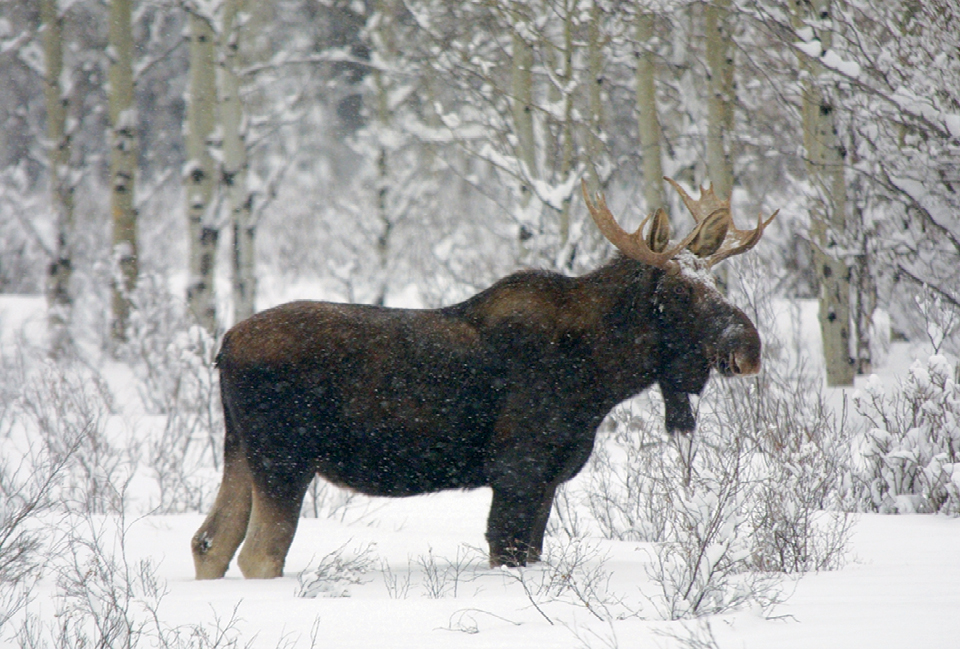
{"left": 581, "top": 177, "right": 777, "bottom": 433}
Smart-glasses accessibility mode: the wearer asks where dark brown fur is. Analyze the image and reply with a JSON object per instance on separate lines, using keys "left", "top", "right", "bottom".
{"left": 192, "top": 252, "right": 761, "bottom": 578}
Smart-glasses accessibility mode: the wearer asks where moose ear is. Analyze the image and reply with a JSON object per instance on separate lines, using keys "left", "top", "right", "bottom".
{"left": 645, "top": 208, "right": 671, "bottom": 253}
{"left": 687, "top": 208, "right": 729, "bottom": 257}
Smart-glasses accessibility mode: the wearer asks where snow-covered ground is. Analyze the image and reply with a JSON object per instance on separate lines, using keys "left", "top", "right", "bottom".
{"left": 23, "top": 496, "right": 959, "bottom": 649}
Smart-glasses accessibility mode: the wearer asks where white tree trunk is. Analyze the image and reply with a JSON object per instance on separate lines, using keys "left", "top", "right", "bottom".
{"left": 553, "top": 0, "right": 577, "bottom": 251}
{"left": 41, "top": 0, "right": 74, "bottom": 357}
{"left": 583, "top": 1, "right": 604, "bottom": 194}
{"left": 705, "top": 0, "right": 735, "bottom": 293}
{"left": 511, "top": 4, "right": 537, "bottom": 247}
{"left": 371, "top": 0, "right": 397, "bottom": 306}
{"left": 184, "top": 8, "right": 219, "bottom": 334}
{"left": 793, "top": 0, "right": 854, "bottom": 386}
{"left": 635, "top": 11, "right": 665, "bottom": 215}
{"left": 705, "top": 0, "right": 734, "bottom": 201}
{"left": 852, "top": 206, "right": 876, "bottom": 375}
{"left": 108, "top": 0, "right": 138, "bottom": 345}
{"left": 220, "top": 0, "right": 255, "bottom": 323}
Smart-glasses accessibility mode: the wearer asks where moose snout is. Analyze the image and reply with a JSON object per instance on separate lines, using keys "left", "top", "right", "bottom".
{"left": 713, "top": 317, "right": 762, "bottom": 377}
{"left": 728, "top": 349, "right": 761, "bottom": 376}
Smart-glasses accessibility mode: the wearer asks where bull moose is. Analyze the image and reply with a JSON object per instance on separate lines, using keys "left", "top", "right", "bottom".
{"left": 192, "top": 178, "right": 777, "bottom": 579}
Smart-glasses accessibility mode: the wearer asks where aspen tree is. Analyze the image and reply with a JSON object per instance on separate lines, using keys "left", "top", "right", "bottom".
{"left": 792, "top": 0, "right": 854, "bottom": 386}
{"left": 220, "top": 0, "right": 255, "bottom": 322}
{"left": 108, "top": 0, "right": 138, "bottom": 344}
{"left": 41, "top": 0, "right": 74, "bottom": 357}
{"left": 371, "top": 0, "right": 397, "bottom": 306}
{"left": 704, "top": 0, "right": 734, "bottom": 202}
{"left": 705, "top": 0, "right": 735, "bottom": 293}
{"left": 635, "top": 9, "right": 666, "bottom": 214}
{"left": 184, "top": 6, "right": 219, "bottom": 334}
{"left": 583, "top": 0, "right": 604, "bottom": 195}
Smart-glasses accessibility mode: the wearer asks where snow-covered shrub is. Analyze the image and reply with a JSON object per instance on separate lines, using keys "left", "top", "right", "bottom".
{"left": 915, "top": 288, "right": 960, "bottom": 356}
{"left": 852, "top": 355, "right": 960, "bottom": 514}
{"left": 634, "top": 380, "right": 848, "bottom": 619}
{"left": 144, "top": 326, "right": 222, "bottom": 514}
{"left": 415, "top": 545, "right": 482, "bottom": 599}
{"left": 0, "top": 449, "right": 71, "bottom": 584}
{"left": 14, "top": 511, "right": 247, "bottom": 649}
{"left": 573, "top": 402, "right": 672, "bottom": 543}
{"left": 643, "top": 437, "right": 780, "bottom": 620}
{"left": 505, "top": 534, "right": 631, "bottom": 623}
{"left": 712, "top": 373, "right": 854, "bottom": 575}
{"left": 297, "top": 542, "right": 377, "bottom": 598}
{"left": 18, "top": 361, "right": 135, "bottom": 514}
{"left": 746, "top": 443, "right": 854, "bottom": 574}
{"left": 0, "top": 446, "right": 73, "bottom": 631}
{"left": 120, "top": 274, "right": 207, "bottom": 414}
{"left": 119, "top": 275, "right": 223, "bottom": 513}
{"left": 381, "top": 559, "right": 413, "bottom": 599}
{"left": 47, "top": 519, "right": 162, "bottom": 648}
{"left": 0, "top": 347, "right": 24, "bottom": 440}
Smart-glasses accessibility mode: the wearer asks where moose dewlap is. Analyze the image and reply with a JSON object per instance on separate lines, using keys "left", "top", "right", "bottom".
{"left": 192, "top": 179, "right": 776, "bottom": 579}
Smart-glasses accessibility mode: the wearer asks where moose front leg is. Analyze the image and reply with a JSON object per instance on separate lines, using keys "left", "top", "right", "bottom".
{"left": 661, "top": 386, "right": 696, "bottom": 435}
{"left": 526, "top": 482, "right": 559, "bottom": 564}
{"left": 486, "top": 484, "right": 549, "bottom": 567}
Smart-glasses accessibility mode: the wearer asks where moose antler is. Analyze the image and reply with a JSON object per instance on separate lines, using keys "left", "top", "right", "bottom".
{"left": 581, "top": 179, "right": 710, "bottom": 273}
{"left": 664, "top": 177, "right": 778, "bottom": 267}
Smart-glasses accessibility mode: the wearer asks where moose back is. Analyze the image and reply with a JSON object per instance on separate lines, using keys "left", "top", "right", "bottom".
{"left": 192, "top": 179, "right": 776, "bottom": 579}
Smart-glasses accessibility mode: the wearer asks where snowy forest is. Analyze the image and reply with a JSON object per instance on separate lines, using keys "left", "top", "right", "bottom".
{"left": 1, "top": 0, "right": 960, "bottom": 647}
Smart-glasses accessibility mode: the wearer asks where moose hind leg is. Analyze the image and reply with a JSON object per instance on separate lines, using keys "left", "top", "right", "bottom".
{"left": 237, "top": 471, "right": 312, "bottom": 579}
{"left": 192, "top": 451, "right": 253, "bottom": 580}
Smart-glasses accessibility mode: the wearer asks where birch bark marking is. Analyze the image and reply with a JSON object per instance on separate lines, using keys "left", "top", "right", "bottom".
{"left": 185, "top": 8, "right": 219, "bottom": 334}
{"left": 41, "top": 0, "right": 74, "bottom": 357}
{"left": 635, "top": 11, "right": 665, "bottom": 214}
{"left": 108, "top": 0, "right": 139, "bottom": 344}
{"left": 792, "top": 0, "right": 854, "bottom": 386}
